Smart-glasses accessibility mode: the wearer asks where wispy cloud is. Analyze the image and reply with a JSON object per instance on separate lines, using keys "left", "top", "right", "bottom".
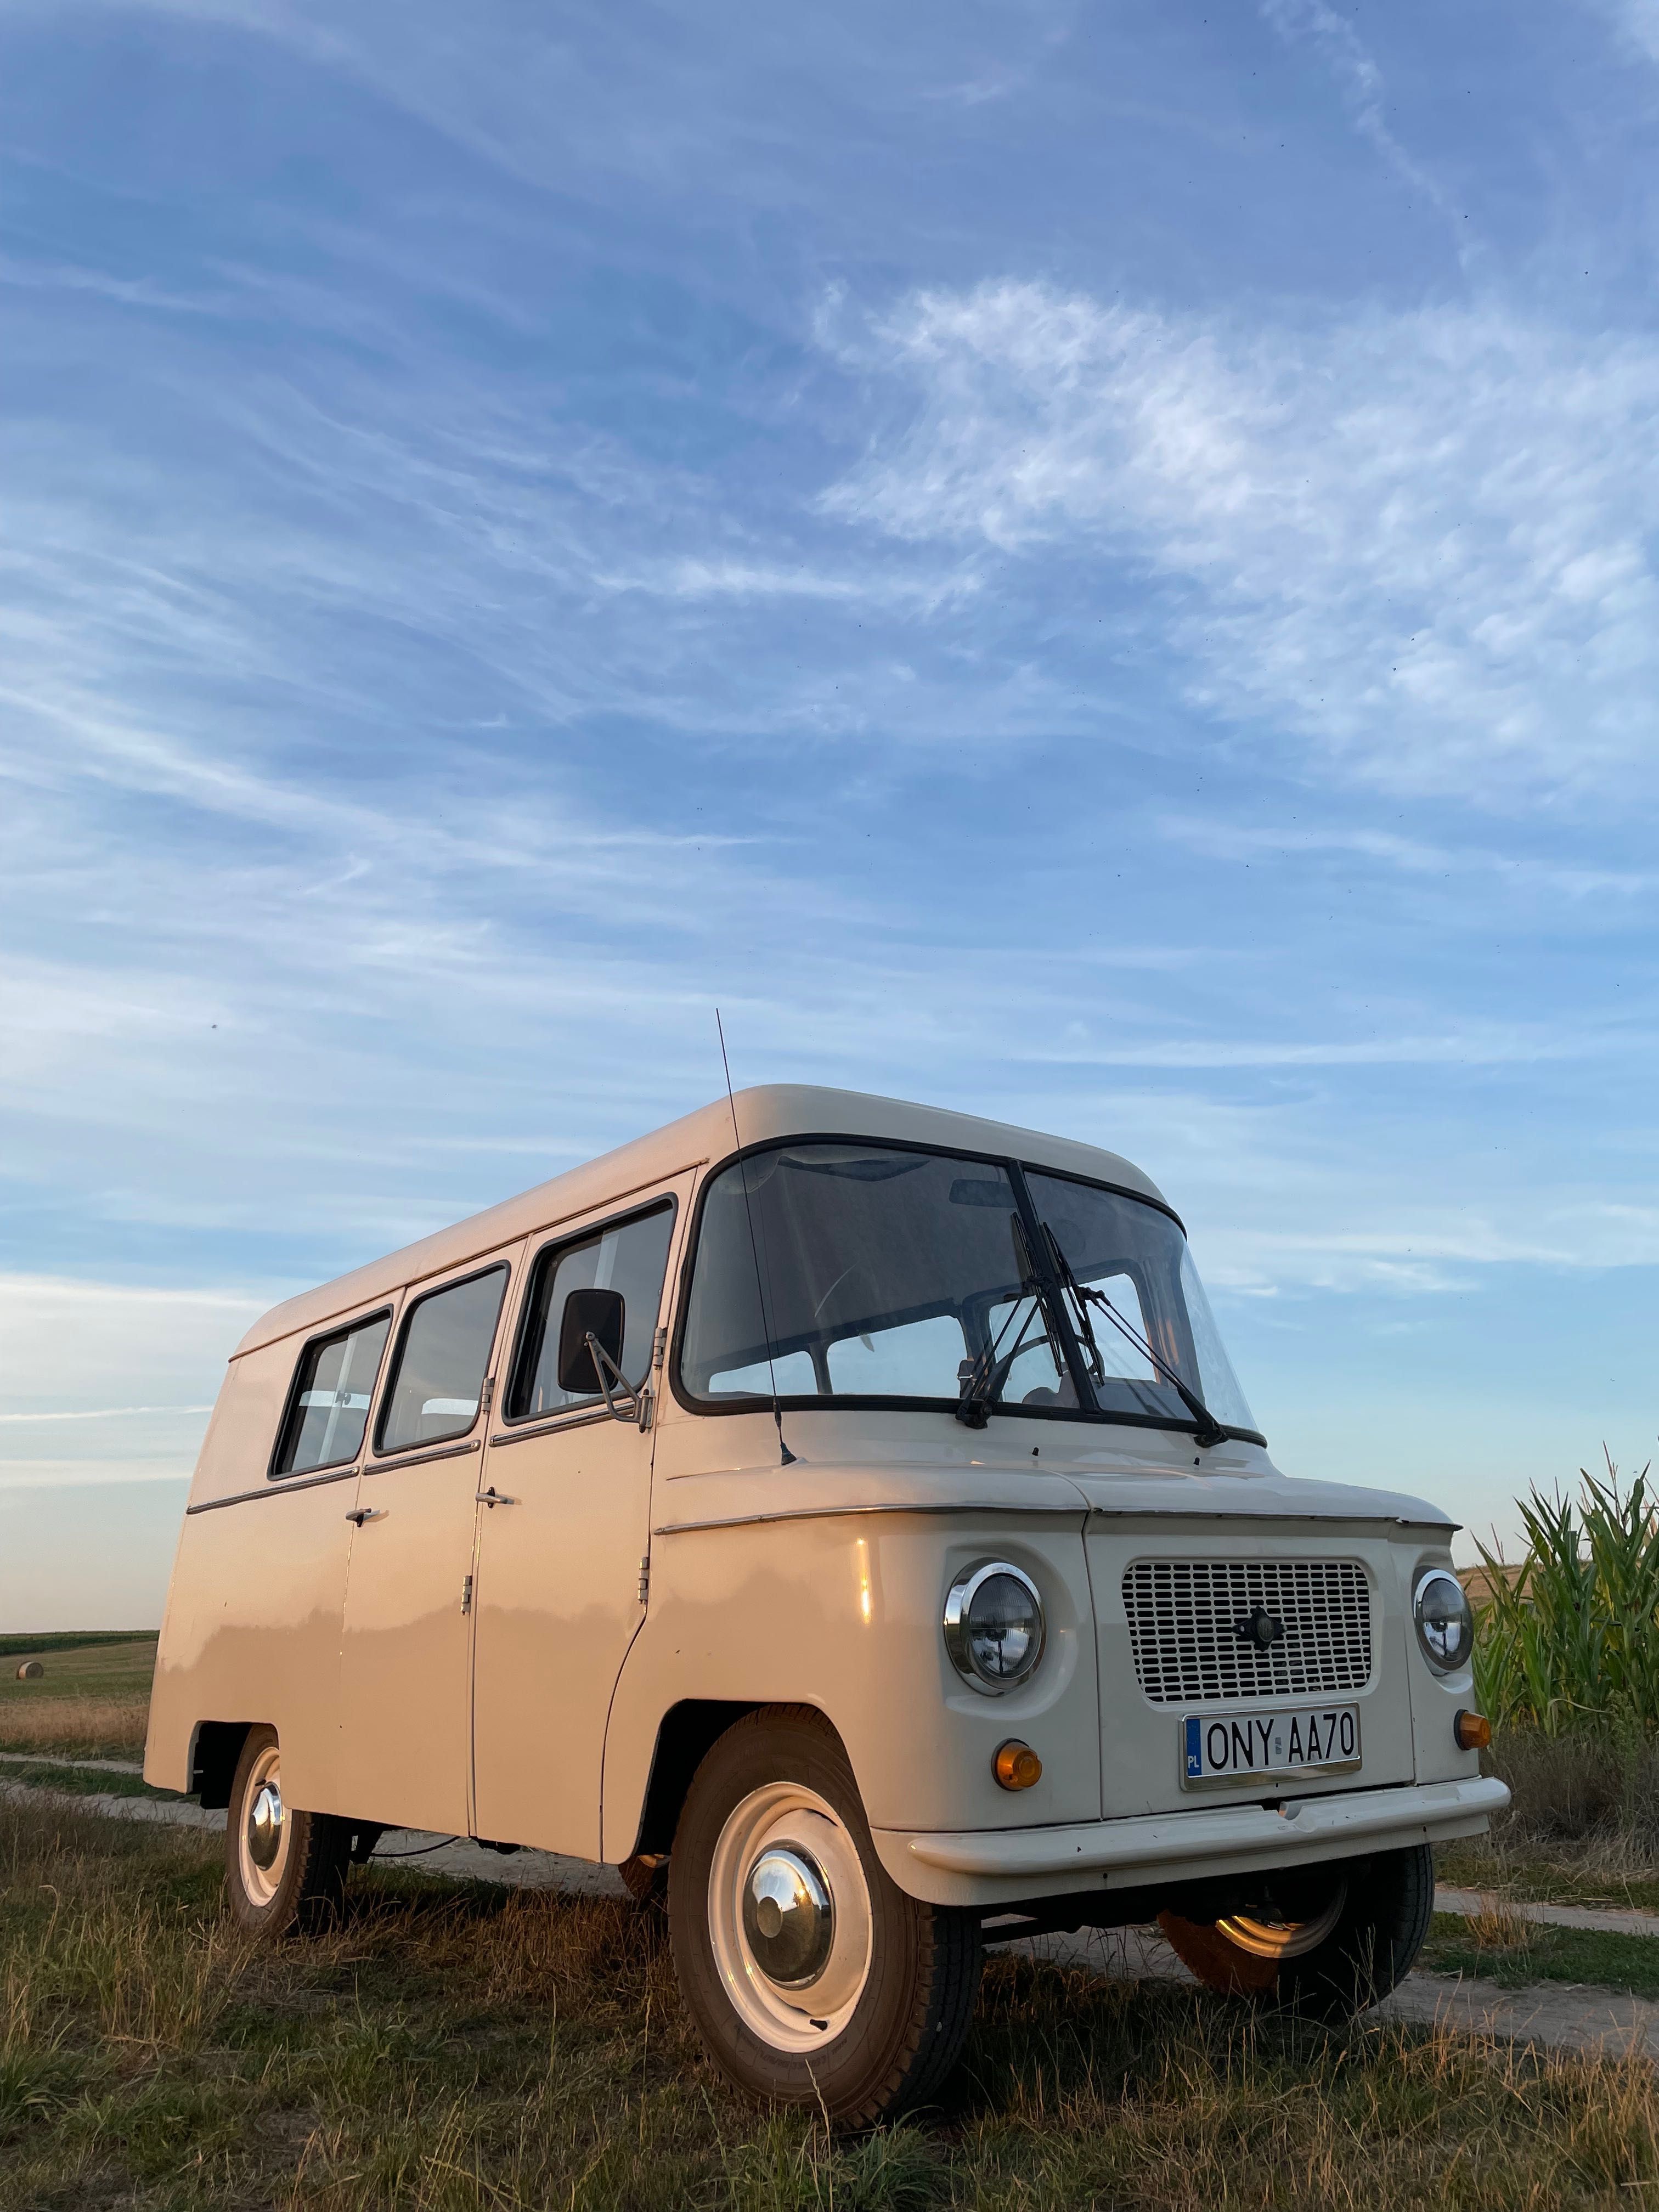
{"left": 0, "top": 1405, "right": 213, "bottom": 1423}
{"left": 1589, "top": 0, "right": 1659, "bottom": 66}
{"left": 1260, "top": 0, "right": 1454, "bottom": 229}
{"left": 2, "top": 0, "right": 1657, "bottom": 1585}
{"left": 823, "top": 281, "right": 1659, "bottom": 803}
{"left": 1156, "top": 816, "right": 1659, "bottom": 902}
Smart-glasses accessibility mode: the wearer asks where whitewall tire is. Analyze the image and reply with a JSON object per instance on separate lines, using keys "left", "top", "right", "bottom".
{"left": 668, "top": 1707, "right": 981, "bottom": 2126}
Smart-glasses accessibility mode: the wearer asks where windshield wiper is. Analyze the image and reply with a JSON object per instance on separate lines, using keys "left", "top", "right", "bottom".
{"left": 955, "top": 1217, "right": 1064, "bottom": 1430}
{"left": 1042, "top": 1226, "right": 1227, "bottom": 1449}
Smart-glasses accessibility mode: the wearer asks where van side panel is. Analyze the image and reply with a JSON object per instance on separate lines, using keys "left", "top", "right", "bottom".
{"left": 144, "top": 1345, "right": 354, "bottom": 1811}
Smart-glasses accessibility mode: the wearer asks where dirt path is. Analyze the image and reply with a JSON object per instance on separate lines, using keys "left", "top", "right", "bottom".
{"left": 1434, "top": 1882, "right": 1659, "bottom": 1939}
{"left": 1020, "top": 1921, "right": 1659, "bottom": 2057}
{"left": 7, "top": 1763, "right": 1657, "bottom": 2059}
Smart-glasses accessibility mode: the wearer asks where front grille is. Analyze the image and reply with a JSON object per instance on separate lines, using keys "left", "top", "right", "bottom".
{"left": 1121, "top": 1559, "right": 1373, "bottom": 1704}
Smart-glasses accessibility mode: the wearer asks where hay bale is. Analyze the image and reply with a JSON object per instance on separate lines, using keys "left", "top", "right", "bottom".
{"left": 15, "top": 1660, "right": 44, "bottom": 1680}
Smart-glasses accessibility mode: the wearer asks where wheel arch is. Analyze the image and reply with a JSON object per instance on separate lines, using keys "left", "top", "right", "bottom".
{"left": 627, "top": 1699, "right": 755, "bottom": 1857}
{"left": 190, "top": 1719, "right": 261, "bottom": 1810}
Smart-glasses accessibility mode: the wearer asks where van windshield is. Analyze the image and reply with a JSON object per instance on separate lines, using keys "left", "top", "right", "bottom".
{"left": 676, "top": 1141, "right": 1259, "bottom": 1440}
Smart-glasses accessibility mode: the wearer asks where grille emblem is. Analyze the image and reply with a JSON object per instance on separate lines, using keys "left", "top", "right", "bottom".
{"left": 1234, "top": 1602, "right": 1284, "bottom": 1650}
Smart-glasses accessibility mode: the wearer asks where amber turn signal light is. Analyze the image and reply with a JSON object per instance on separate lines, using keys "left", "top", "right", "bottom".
{"left": 994, "top": 1740, "right": 1042, "bottom": 1791}
{"left": 1453, "top": 1709, "right": 1492, "bottom": 1752}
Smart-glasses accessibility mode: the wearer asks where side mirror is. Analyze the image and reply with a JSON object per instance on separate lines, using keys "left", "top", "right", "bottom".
{"left": 557, "top": 1287, "right": 625, "bottom": 1396}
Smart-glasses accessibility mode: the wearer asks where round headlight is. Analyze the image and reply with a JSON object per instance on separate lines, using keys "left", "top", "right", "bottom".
{"left": 943, "top": 1561, "right": 1046, "bottom": 1694}
{"left": 1414, "top": 1568, "right": 1474, "bottom": 1674}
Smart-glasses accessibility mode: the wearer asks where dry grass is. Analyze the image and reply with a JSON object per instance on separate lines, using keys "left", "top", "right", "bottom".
{"left": 5, "top": 1796, "right": 1659, "bottom": 2209}
{"left": 1437, "top": 1719, "right": 1659, "bottom": 1910}
{"left": 1459, "top": 1894, "right": 1534, "bottom": 1955}
{"left": 0, "top": 1697, "right": 150, "bottom": 1759}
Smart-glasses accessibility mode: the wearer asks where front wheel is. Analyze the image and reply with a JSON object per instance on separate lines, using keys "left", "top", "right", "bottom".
{"left": 1158, "top": 1845, "right": 1434, "bottom": 2018}
{"left": 668, "top": 1708, "right": 981, "bottom": 2127}
{"left": 224, "top": 1726, "right": 349, "bottom": 1936}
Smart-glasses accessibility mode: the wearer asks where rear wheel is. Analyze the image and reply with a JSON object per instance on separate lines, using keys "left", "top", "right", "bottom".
{"left": 668, "top": 1708, "right": 981, "bottom": 2126}
{"left": 1158, "top": 1846, "right": 1434, "bottom": 2017}
{"left": 223, "top": 1726, "right": 349, "bottom": 1936}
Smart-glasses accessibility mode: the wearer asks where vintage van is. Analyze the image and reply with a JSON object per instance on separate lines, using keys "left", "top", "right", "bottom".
{"left": 147, "top": 1087, "right": 1505, "bottom": 2124}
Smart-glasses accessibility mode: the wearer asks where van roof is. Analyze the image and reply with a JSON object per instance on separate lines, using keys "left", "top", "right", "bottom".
{"left": 233, "top": 1085, "right": 1172, "bottom": 1358}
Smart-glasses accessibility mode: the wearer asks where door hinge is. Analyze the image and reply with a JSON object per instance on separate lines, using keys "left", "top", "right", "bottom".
{"left": 652, "top": 1327, "right": 667, "bottom": 1371}
{"left": 480, "top": 1375, "right": 495, "bottom": 1417}
{"left": 460, "top": 1572, "right": 473, "bottom": 1616}
{"left": 636, "top": 1554, "right": 650, "bottom": 1607}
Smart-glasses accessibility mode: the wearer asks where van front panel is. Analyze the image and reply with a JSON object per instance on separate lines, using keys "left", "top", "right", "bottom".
{"left": 1087, "top": 1520, "right": 1417, "bottom": 1819}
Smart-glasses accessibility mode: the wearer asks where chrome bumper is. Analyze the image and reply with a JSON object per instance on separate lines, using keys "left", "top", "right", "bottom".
{"left": 873, "top": 1776, "right": 1510, "bottom": 1908}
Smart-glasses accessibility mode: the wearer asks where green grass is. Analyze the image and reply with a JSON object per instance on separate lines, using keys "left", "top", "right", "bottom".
{"left": 1420, "top": 1912, "right": 1659, "bottom": 2000}
{"left": 0, "top": 1633, "right": 157, "bottom": 1759}
{"left": 1436, "top": 1837, "right": 1659, "bottom": 1916}
{"left": 8, "top": 1799, "right": 1659, "bottom": 2210}
{"left": 0, "top": 1632, "right": 157, "bottom": 1661}
{"left": 0, "top": 1761, "right": 182, "bottom": 1803}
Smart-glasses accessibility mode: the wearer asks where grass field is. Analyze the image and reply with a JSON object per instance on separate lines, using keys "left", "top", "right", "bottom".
{"left": 9, "top": 1633, "right": 1659, "bottom": 2205}
{"left": 1419, "top": 1911, "right": 1659, "bottom": 2000}
{"left": 0, "top": 1633, "right": 156, "bottom": 1706}
{"left": 0, "top": 1634, "right": 156, "bottom": 1758}
{"left": 6, "top": 1795, "right": 1659, "bottom": 2211}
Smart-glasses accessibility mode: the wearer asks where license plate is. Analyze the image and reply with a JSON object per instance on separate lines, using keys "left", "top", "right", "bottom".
{"left": 1181, "top": 1706, "right": 1361, "bottom": 1787}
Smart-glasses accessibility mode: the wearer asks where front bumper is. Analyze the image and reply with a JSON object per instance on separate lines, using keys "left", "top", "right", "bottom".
{"left": 872, "top": 1775, "right": 1510, "bottom": 1908}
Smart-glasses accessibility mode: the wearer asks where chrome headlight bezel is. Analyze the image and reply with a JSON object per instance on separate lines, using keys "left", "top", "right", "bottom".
{"left": 943, "top": 1559, "right": 1046, "bottom": 1695}
{"left": 1413, "top": 1567, "right": 1474, "bottom": 1674}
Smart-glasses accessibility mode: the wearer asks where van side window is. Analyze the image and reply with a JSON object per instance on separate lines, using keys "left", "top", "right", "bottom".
{"left": 376, "top": 1266, "right": 508, "bottom": 1455}
{"left": 507, "top": 1201, "right": 675, "bottom": 1421}
{"left": 271, "top": 1311, "right": 391, "bottom": 1477}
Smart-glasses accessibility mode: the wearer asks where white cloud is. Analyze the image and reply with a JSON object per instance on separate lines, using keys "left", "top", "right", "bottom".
{"left": 823, "top": 282, "right": 1659, "bottom": 804}
{"left": 0, "top": 1275, "right": 264, "bottom": 1414}
{"left": 1590, "top": 0, "right": 1659, "bottom": 65}
{"left": 0, "top": 1276, "right": 267, "bottom": 1492}
{"left": 0, "top": 1459, "right": 201, "bottom": 1490}
{"left": 0, "top": 1405, "right": 212, "bottom": 1423}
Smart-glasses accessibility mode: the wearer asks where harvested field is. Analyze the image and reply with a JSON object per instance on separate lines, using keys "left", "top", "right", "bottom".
{"left": 0, "top": 1697, "right": 151, "bottom": 1758}
{"left": 0, "top": 1634, "right": 155, "bottom": 1763}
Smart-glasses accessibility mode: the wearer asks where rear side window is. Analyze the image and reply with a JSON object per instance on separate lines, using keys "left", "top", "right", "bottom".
{"left": 507, "top": 1201, "right": 675, "bottom": 1421}
{"left": 376, "top": 1266, "right": 508, "bottom": 1455}
{"left": 271, "top": 1311, "right": 391, "bottom": 1477}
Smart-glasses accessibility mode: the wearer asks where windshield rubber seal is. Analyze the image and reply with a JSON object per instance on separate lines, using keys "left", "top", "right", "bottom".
{"left": 666, "top": 1132, "right": 1265, "bottom": 1446}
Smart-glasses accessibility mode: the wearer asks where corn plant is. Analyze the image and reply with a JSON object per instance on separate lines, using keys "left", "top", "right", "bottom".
{"left": 1472, "top": 1453, "right": 1659, "bottom": 1738}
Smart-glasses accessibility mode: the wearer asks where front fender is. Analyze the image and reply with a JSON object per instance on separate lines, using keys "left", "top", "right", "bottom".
{"left": 600, "top": 1508, "right": 1101, "bottom": 1863}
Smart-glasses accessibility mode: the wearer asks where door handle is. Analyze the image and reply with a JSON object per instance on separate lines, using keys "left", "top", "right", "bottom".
{"left": 475, "top": 1486, "right": 517, "bottom": 1508}
{"left": 345, "top": 1506, "right": 387, "bottom": 1526}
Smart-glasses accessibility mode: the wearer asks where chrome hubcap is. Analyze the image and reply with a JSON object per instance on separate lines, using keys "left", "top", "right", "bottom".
{"left": 247, "top": 1781, "right": 284, "bottom": 1870}
{"left": 1218, "top": 1880, "right": 1347, "bottom": 1959}
{"left": 238, "top": 1743, "right": 291, "bottom": 1909}
{"left": 708, "top": 1782, "right": 873, "bottom": 2052}
{"left": 742, "top": 1847, "right": 834, "bottom": 1988}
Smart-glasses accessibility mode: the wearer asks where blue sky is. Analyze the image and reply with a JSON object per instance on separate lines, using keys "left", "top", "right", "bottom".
{"left": 4, "top": 0, "right": 1658, "bottom": 1628}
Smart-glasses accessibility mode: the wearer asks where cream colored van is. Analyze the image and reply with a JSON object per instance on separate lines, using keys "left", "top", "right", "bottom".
{"left": 147, "top": 1087, "right": 1504, "bottom": 2123}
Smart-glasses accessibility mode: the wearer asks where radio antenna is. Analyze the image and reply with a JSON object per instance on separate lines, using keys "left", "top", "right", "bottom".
{"left": 716, "top": 1009, "right": 795, "bottom": 1467}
